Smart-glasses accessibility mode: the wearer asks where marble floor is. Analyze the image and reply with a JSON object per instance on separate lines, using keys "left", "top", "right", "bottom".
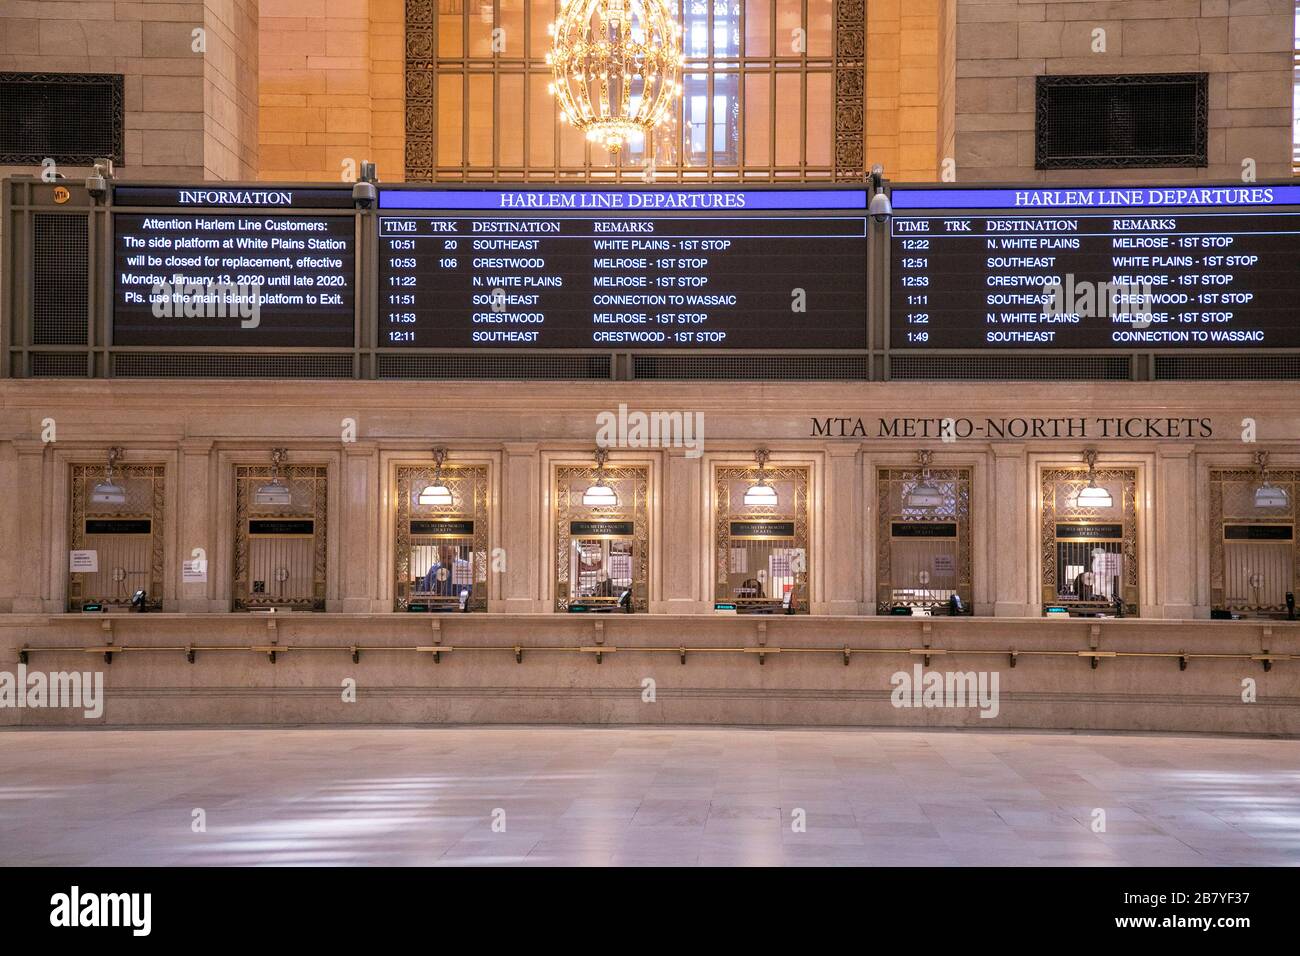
{"left": 0, "top": 726, "right": 1298, "bottom": 866}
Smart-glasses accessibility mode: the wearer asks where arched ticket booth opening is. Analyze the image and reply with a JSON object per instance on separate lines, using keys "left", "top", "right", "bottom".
{"left": 68, "top": 447, "right": 165, "bottom": 611}
{"left": 1210, "top": 452, "right": 1298, "bottom": 619}
{"left": 395, "top": 449, "right": 489, "bottom": 612}
{"left": 714, "top": 449, "right": 810, "bottom": 614}
{"left": 233, "top": 449, "right": 328, "bottom": 611}
{"left": 1040, "top": 450, "right": 1138, "bottom": 617}
{"left": 876, "top": 451, "right": 972, "bottom": 615}
{"left": 555, "top": 449, "right": 649, "bottom": 613}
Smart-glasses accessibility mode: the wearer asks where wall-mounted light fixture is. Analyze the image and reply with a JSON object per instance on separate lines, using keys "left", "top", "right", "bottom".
{"left": 418, "top": 448, "right": 454, "bottom": 507}
{"left": 1253, "top": 450, "right": 1289, "bottom": 509}
{"left": 743, "top": 448, "right": 779, "bottom": 507}
{"left": 91, "top": 446, "right": 127, "bottom": 505}
{"left": 904, "top": 449, "right": 944, "bottom": 509}
{"left": 582, "top": 447, "right": 618, "bottom": 507}
{"left": 254, "top": 448, "right": 293, "bottom": 507}
{"left": 1076, "top": 448, "right": 1113, "bottom": 508}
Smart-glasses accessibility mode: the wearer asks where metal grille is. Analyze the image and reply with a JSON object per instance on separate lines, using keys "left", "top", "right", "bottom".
{"left": 634, "top": 354, "right": 868, "bottom": 380}
{"left": 30, "top": 352, "right": 90, "bottom": 376}
{"left": 113, "top": 353, "right": 353, "bottom": 378}
{"left": 0, "top": 72, "right": 124, "bottom": 164}
{"left": 32, "top": 213, "right": 89, "bottom": 345}
{"left": 378, "top": 352, "right": 611, "bottom": 379}
{"left": 1036, "top": 73, "right": 1208, "bottom": 169}
{"left": 890, "top": 355, "right": 1129, "bottom": 380}
{"left": 1156, "top": 354, "right": 1300, "bottom": 380}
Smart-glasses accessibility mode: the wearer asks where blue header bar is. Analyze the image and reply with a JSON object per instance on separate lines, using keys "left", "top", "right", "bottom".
{"left": 891, "top": 185, "right": 1300, "bottom": 211}
{"left": 379, "top": 187, "right": 867, "bottom": 211}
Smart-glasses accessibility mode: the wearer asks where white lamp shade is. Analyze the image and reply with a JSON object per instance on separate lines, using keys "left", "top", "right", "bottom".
{"left": 905, "top": 481, "right": 945, "bottom": 509}
{"left": 743, "top": 482, "right": 779, "bottom": 507}
{"left": 418, "top": 483, "right": 454, "bottom": 507}
{"left": 1076, "top": 484, "right": 1113, "bottom": 508}
{"left": 253, "top": 481, "right": 292, "bottom": 507}
{"left": 91, "top": 481, "right": 127, "bottom": 505}
{"left": 1254, "top": 484, "right": 1289, "bottom": 509}
{"left": 582, "top": 483, "right": 618, "bottom": 507}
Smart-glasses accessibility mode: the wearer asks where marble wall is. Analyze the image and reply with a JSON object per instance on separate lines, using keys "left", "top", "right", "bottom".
{"left": 953, "top": 0, "right": 1296, "bottom": 181}
{"left": 2, "top": 378, "right": 1299, "bottom": 618}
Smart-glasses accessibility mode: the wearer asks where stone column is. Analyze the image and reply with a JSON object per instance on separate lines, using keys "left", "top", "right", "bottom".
{"left": 1155, "top": 444, "right": 1196, "bottom": 620}
{"left": 991, "top": 442, "right": 1032, "bottom": 616}
{"left": 339, "top": 441, "right": 380, "bottom": 612}
{"left": 177, "top": 438, "right": 215, "bottom": 612}
{"left": 499, "top": 442, "right": 543, "bottom": 612}
{"left": 661, "top": 446, "right": 703, "bottom": 614}
{"left": 13, "top": 440, "right": 49, "bottom": 613}
{"left": 822, "top": 443, "right": 863, "bottom": 615}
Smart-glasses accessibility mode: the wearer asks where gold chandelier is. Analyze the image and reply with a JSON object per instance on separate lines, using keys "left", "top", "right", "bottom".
{"left": 547, "top": 0, "right": 684, "bottom": 153}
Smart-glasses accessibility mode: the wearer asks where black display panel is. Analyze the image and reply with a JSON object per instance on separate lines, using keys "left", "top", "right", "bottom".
{"left": 889, "top": 185, "right": 1300, "bottom": 349}
{"left": 377, "top": 187, "right": 868, "bottom": 349}
{"left": 112, "top": 192, "right": 356, "bottom": 347}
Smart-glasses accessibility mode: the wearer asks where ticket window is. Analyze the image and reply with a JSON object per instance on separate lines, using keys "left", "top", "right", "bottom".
{"left": 233, "top": 452, "right": 328, "bottom": 611}
{"left": 1210, "top": 456, "right": 1297, "bottom": 618}
{"left": 714, "top": 453, "right": 810, "bottom": 613}
{"left": 876, "top": 458, "right": 972, "bottom": 614}
{"left": 1040, "top": 454, "right": 1138, "bottom": 616}
{"left": 555, "top": 452, "right": 649, "bottom": 612}
{"left": 395, "top": 456, "right": 489, "bottom": 612}
{"left": 68, "top": 450, "right": 166, "bottom": 611}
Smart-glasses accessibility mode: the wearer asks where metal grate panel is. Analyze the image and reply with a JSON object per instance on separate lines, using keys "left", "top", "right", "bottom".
{"left": 30, "top": 352, "right": 90, "bottom": 376}
{"left": 32, "top": 213, "right": 89, "bottom": 345}
{"left": 1036, "top": 73, "right": 1208, "bottom": 169}
{"left": 0, "top": 72, "right": 124, "bottom": 164}
{"left": 1155, "top": 354, "right": 1300, "bottom": 380}
{"left": 633, "top": 354, "right": 868, "bottom": 380}
{"left": 377, "top": 353, "right": 612, "bottom": 379}
{"left": 113, "top": 353, "right": 354, "bottom": 378}
{"left": 890, "top": 354, "right": 1130, "bottom": 381}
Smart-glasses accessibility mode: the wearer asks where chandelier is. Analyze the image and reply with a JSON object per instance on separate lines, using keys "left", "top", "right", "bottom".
{"left": 547, "top": 0, "right": 684, "bottom": 153}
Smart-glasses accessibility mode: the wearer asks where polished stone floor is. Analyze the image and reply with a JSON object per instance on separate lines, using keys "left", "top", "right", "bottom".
{"left": 1, "top": 726, "right": 1297, "bottom": 866}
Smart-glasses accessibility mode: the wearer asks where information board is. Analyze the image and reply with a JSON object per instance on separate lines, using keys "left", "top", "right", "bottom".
{"left": 377, "top": 187, "right": 868, "bottom": 349}
{"left": 888, "top": 185, "right": 1300, "bottom": 349}
{"left": 112, "top": 186, "right": 356, "bottom": 347}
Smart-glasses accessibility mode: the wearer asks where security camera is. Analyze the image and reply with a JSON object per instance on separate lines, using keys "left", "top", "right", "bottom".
{"left": 86, "top": 158, "right": 114, "bottom": 202}
{"left": 869, "top": 190, "right": 892, "bottom": 223}
{"left": 352, "top": 180, "right": 377, "bottom": 209}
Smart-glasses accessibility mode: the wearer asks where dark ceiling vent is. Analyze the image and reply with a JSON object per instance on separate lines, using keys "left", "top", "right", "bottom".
{"left": 0, "top": 72, "right": 124, "bottom": 166}
{"left": 1036, "top": 73, "right": 1207, "bottom": 169}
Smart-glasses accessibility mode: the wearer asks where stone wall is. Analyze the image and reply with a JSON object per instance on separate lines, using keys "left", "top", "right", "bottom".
{"left": 0, "top": 0, "right": 259, "bottom": 182}
{"left": 257, "top": 0, "right": 405, "bottom": 183}
{"left": 1, "top": 613, "right": 1295, "bottom": 732}
{"left": 953, "top": 0, "right": 1295, "bottom": 182}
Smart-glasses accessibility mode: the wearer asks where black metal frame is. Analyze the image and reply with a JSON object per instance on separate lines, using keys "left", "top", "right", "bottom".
{"left": 0, "top": 72, "right": 124, "bottom": 166}
{"left": 1034, "top": 73, "right": 1208, "bottom": 170}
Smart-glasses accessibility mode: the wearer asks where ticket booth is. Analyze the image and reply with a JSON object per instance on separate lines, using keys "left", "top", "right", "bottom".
{"left": 233, "top": 449, "right": 327, "bottom": 611}
{"left": 714, "top": 450, "right": 809, "bottom": 614}
{"left": 876, "top": 452, "right": 972, "bottom": 614}
{"left": 1040, "top": 450, "right": 1138, "bottom": 616}
{"left": 1209, "top": 452, "right": 1297, "bottom": 619}
{"left": 555, "top": 449, "right": 648, "bottom": 612}
{"left": 395, "top": 449, "right": 489, "bottom": 612}
{"left": 68, "top": 447, "right": 165, "bottom": 611}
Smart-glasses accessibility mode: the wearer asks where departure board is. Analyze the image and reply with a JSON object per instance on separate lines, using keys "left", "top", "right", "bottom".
{"left": 377, "top": 187, "right": 868, "bottom": 349}
{"left": 888, "top": 185, "right": 1300, "bottom": 349}
{"left": 112, "top": 186, "right": 356, "bottom": 347}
